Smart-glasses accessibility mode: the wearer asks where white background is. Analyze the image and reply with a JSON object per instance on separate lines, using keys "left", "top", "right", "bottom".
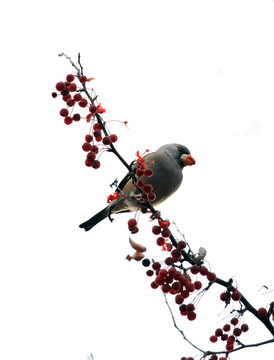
{"left": 1, "top": 1, "right": 274, "bottom": 359}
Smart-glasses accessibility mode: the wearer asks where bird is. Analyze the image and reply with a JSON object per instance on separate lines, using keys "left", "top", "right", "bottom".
{"left": 79, "top": 143, "right": 195, "bottom": 231}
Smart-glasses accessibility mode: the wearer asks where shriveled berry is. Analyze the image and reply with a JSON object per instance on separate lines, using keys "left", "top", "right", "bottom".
{"left": 148, "top": 192, "right": 156, "bottom": 201}
{"left": 144, "top": 168, "right": 153, "bottom": 177}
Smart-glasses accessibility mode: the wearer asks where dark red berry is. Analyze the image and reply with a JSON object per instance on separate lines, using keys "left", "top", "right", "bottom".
{"left": 161, "top": 228, "right": 171, "bottom": 238}
{"left": 223, "top": 324, "right": 230, "bottom": 332}
{"left": 85, "top": 134, "right": 93, "bottom": 142}
{"left": 68, "top": 83, "right": 77, "bottom": 92}
{"left": 230, "top": 317, "right": 238, "bottom": 326}
{"left": 56, "top": 82, "right": 66, "bottom": 91}
{"left": 210, "top": 335, "right": 217, "bottom": 343}
{"left": 66, "top": 99, "right": 75, "bottom": 107}
{"left": 152, "top": 262, "right": 161, "bottom": 271}
{"left": 79, "top": 99, "right": 88, "bottom": 108}
{"left": 110, "top": 134, "right": 118, "bottom": 143}
{"left": 66, "top": 74, "right": 74, "bottom": 82}
{"left": 148, "top": 192, "right": 156, "bottom": 201}
{"left": 64, "top": 116, "right": 73, "bottom": 125}
{"left": 177, "top": 240, "right": 186, "bottom": 250}
{"left": 60, "top": 108, "right": 69, "bottom": 117}
{"left": 82, "top": 142, "right": 92, "bottom": 152}
{"left": 87, "top": 152, "right": 96, "bottom": 161}
{"left": 231, "top": 290, "right": 241, "bottom": 301}
{"left": 156, "top": 237, "right": 165, "bottom": 246}
{"left": 187, "top": 311, "right": 196, "bottom": 321}
{"left": 144, "top": 168, "right": 153, "bottom": 177}
{"left": 241, "top": 324, "right": 249, "bottom": 332}
{"left": 143, "top": 184, "right": 153, "bottom": 194}
{"left": 102, "top": 136, "right": 112, "bottom": 145}
{"left": 91, "top": 145, "right": 99, "bottom": 154}
{"left": 72, "top": 113, "right": 81, "bottom": 121}
{"left": 93, "top": 129, "right": 102, "bottom": 138}
{"left": 91, "top": 160, "right": 100, "bottom": 169}
{"left": 258, "top": 307, "right": 267, "bottom": 317}
{"left": 73, "top": 93, "right": 82, "bottom": 102}
{"left": 152, "top": 226, "right": 161, "bottom": 235}
{"left": 52, "top": 92, "right": 57, "bottom": 98}
{"left": 79, "top": 75, "right": 87, "bottom": 83}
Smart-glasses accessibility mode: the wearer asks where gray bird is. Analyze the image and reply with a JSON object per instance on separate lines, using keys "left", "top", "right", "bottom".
{"left": 79, "top": 143, "right": 195, "bottom": 231}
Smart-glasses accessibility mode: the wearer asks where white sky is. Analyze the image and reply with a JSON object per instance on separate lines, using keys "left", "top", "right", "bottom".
{"left": 1, "top": 1, "right": 274, "bottom": 359}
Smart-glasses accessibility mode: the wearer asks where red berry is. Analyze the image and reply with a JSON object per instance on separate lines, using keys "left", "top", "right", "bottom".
{"left": 241, "top": 323, "right": 249, "bottom": 332}
{"left": 66, "top": 74, "right": 74, "bottom": 82}
{"left": 181, "top": 290, "right": 189, "bottom": 299}
{"left": 91, "top": 160, "right": 100, "bottom": 169}
{"left": 199, "top": 266, "right": 208, "bottom": 276}
{"left": 233, "top": 327, "right": 242, "bottom": 337}
{"left": 186, "top": 303, "right": 195, "bottom": 312}
{"left": 221, "top": 334, "right": 228, "bottom": 341}
{"left": 230, "top": 317, "right": 238, "bottom": 326}
{"left": 128, "top": 219, "right": 137, "bottom": 228}
{"left": 56, "top": 81, "right": 66, "bottom": 91}
{"left": 79, "top": 99, "right": 88, "bottom": 108}
{"left": 210, "top": 355, "right": 218, "bottom": 360}
{"left": 159, "top": 269, "right": 168, "bottom": 278}
{"left": 258, "top": 307, "right": 267, "bottom": 317}
{"left": 130, "top": 226, "right": 139, "bottom": 234}
{"left": 72, "top": 113, "right": 81, "bottom": 121}
{"left": 136, "top": 179, "right": 144, "bottom": 188}
{"left": 194, "top": 281, "right": 202, "bottom": 290}
{"left": 79, "top": 75, "right": 87, "bottom": 83}
{"left": 155, "top": 276, "right": 165, "bottom": 285}
{"left": 190, "top": 265, "right": 199, "bottom": 274}
{"left": 185, "top": 282, "right": 195, "bottom": 292}
{"left": 85, "top": 134, "right": 93, "bottom": 142}
{"left": 227, "top": 335, "right": 235, "bottom": 344}
{"left": 220, "top": 292, "right": 230, "bottom": 302}
{"left": 215, "top": 328, "right": 223, "bottom": 337}
{"left": 66, "top": 99, "right": 75, "bottom": 107}
{"left": 210, "top": 335, "right": 217, "bottom": 343}
{"left": 102, "top": 136, "right": 112, "bottom": 145}
{"left": 91, "top": 145, "right": 99, "bottom": 154}
{"left": 82, "top": 142, "right": 92, "bottom": 152}
{"left": 64, "top": 116, "right": 73, "bottom": 125}
{"left": 223, "top": 324, "right": 230, "bottom": 332}
{"left": 171, "top": 249, "right": 181, "bottom": 260}
{"left": 152, "top": 262, "right": 161, "bottom": 271}
{"left": 175, "top": 294, "right": 184, "bottom": 305}
{"left": 52, "top": 92, "right": 57, "bottom": 98}
{"left": 110, "top": 134, "right": 118, "bottom": 143}
{"left": 162, "top": 284, "right": 171, "bottom": 293}
{"left": 93, "top": 129, "right": 102, "bottom": 138}
{"left": 68, "top": 83, "right": 77, "bottom": 92}
{"left": 177, "top": 240, "right": 186, "bottom": 250}
{"left": 87, "top": 152, "right": 96, "bottom": 161}
{"left": 156, "top": 237, "right": 166, "bottom": 246}
{"left": 152, "top": 225, "right": 161, "bottom": 235}
{"left": 187, "top": 311, "right": 196, "bottom": 321}
{"left": 207, "top": 272, "right": 217, "bottom": 282}
{"left": 151, "top": 281, "right": 158, "bottom": 289}
{"left": 161, "top": 228, "right": 171, "bottom": 238}
{"left": 73, "top": 93, "right": 82, "bottom": 102}
{"left": 146, "top": 270, "right": 154, "bottom": 276}
{"left": 89, "top": 105, "right": 97, "bottom": 114}
{"left": 231, "top": 290, "right": 241, "bottom": 301}
{"left": 60, "top": 108, "right": 69, "bottom": 117}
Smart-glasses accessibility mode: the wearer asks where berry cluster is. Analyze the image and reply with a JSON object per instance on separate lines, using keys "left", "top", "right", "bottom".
{"left": 134, "top": 151, "right": 155, "bottom": 203}
{"left": 142, "top": 231, "right": 217, "bottom": 322}
{"left": 52, "top": 73, "right": 118, "bottom": 169}
{"left": 209, "top": 316, "right": 249, "bottom": 353}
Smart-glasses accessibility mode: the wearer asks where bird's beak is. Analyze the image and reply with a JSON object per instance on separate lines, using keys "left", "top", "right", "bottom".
{"left": 181, "top": 154, "right": 196, "bottom": 167}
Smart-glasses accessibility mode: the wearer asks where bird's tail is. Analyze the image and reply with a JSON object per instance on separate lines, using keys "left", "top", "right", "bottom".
{"left": 79, "top": 207, "right": 109, "bottom": 231}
